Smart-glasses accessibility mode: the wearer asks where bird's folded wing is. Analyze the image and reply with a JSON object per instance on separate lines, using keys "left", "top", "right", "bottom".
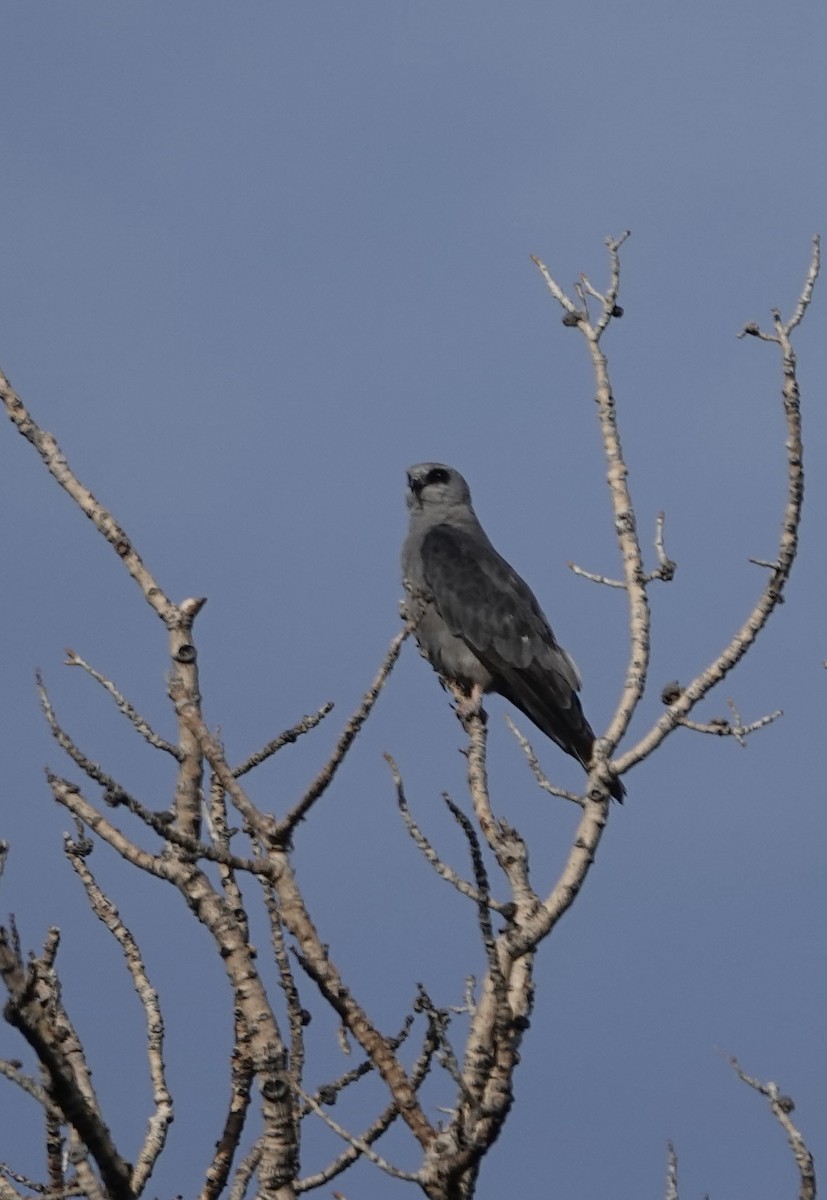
{"left": 420, "top": 524, "right": 582, "bottom": 700}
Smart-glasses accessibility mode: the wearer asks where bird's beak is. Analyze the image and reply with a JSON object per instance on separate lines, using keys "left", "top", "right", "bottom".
{"left": 407, "top": 472, "right": 424, "bottom": 499}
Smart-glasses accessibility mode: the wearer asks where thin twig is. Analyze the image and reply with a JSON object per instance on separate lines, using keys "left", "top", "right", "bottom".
{"left": 727, "top": 1055, "right": 815, "bottom": 1200}
{"left": 276, "top": 627, "right": 411, "bottom": 838}
{"left": 567, "top": 561, "right": 625, "bottom": 588}
{"left": 300, "top": 1015, "right": 415, "bottom": 1118}
{"left": 298, "top": 1089, "right": 419, "bottom": 1183}
{"left": 259, "top": 876, "right": 306, "bottom": 1092}
{"left": 385, "top": 754, "right": 510, "bottom": 910}
{"left": 64, "top": 649, "right": 182, "bottom": 759}
{"left": 233, "top": 703, "right": 335, "bottom": 778}
{"left": 677, "top": 709, "right": 782, "bottom": 741}
{"left": 569, "top": 510, "right": 675, "bottom": 588}
{"left": 414, "top": 985, "right": 467, "bottom": 1099}
{"left": 0, "top": 369, "right": 177, "bottom": 625}
{"left": 442, "top": 795, "right": 506, "bottom": 1014}
{"left": 37, "top": 671, "right": 139, "bottom": 805}
{"left": 504, "top": 716, "right": 585, "bottom": 805}
{"left": 650, "top": 511, "right": 677, "bottom": 582}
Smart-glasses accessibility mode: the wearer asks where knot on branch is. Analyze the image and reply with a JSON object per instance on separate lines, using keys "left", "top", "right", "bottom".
{"left": 561, "top": 310, "right": 586, "bottom": 327}
{"left": 261, "top": 1072, "right": 290, "bottom": 1103}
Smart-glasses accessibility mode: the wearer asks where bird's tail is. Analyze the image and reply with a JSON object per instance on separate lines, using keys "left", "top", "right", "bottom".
{"left": 494, "top": 670, "right": 625, "bottom": 801}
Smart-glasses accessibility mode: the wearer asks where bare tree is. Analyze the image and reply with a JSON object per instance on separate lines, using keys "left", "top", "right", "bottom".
{"left": 0, "top": 234, "right": 819, "bottom": 1200}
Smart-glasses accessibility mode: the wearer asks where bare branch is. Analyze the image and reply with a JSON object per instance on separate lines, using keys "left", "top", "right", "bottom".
{"left": 665, "top": 1141, "right": 679, "bottom": 1200}
{"left": 296, "top": 1012, "right": 432, "bottom": 1190}
{"left": 504, "top": 716, "right": 585, "bottom": 805}
{"left": 738, "top": 235, "right": 820, "bottom": 340}
{"left": 46, "top": 774, "right": 298, "bottom": 1192}
{"left": 594, "top": 229, "right": 632, "bottom": 336}
{"left": 385, "top": 755, "right": 510, "bottom": 911}
{"left": 441, "top": 796, "right": 505, "bottom": 1009}
{"left": 569, "top": 510, "right": 674, "bottom": 589}
{"left": 108, "top": 780, "right": 271, "bottom": 877}
{"left": 276, "top": 627, "right": 411, "bottom": 838}
{"left": 618, "top": 237, "right": 818, "bottom": 774}
{"left": 567, "top": 560, "right": 626, "bottom": 588}
{"left": 298, "top": 1088, "right": 419, "bottom": 1184}
{"left": 4, "top": 235, "right": 818, "bottom": 1198}
{"left": 455, "top": 708, "right": 540, "bottom": 923}
{"left": 233, "top": 703, "right": 335, "bottom": 778}
{"left": 37, "top": 672, "right": 141, "bottom": 809}
{"left": 534, "top": 234, "right": 649, "bottom": 770}
{"left": 414, "top": 985, "right": 471, "bottom": 1105}
{"left": 174, "top": 699, "right": 436, "bottom": 1149}
{"left": 301, "top": 1014, "right": 414, "bottom": 1117}
{"left": 64, "top": 836, "right": 173, "bottom": 1193}
{"left": 786, "top": 234, "right": 821, "bottom": 331}
{"left": 48, "top": 774, "right": 168, "bottom": 880}
{"left": 64, "top": 649, "right": 182, "bottom": 760}
{"left": 0, "top": 1058, "right": 62, "bottom": 1118}
{"left": 198, "top": 1023, "right": 255, "bottom": 1200}
{"left": 205, "top": 771, "right": 249, "bottom": 943}
{"left": 659, "top": 685, "right": 783, "bottom": 744}
{"left": 260, "top": 878, "right": 306, "bottom": 1092}
{"left": 727, "top": 1056, "right": 815, "bottom": 1200}
{"left": 2, "top": 375, "right": 208, "bottom": 845}
{"left": 284, "top": 903, "right": 435, "bottom": 1150}
{"left": 0, "top": 927, "right": 134, "bottom": 1200}
{"left": 530, "top": 254, "right": 584, "bottom": 321}
{"left": 0, "top": 369, "right": 177, "bottom": 627}
{"left": 229, "top": 1140, "right": 262, "bottom": 1200}
{"left": 296, "top": 1092, "right": 401, "bottom": 1192}
{"left": 168, "top": 680, "right": 280, "bottom": 847}
{"left": 677, "top": 710, "right": 782, "bottom": 742}
{"left": 651, "top": 511, "right": 677, "bottom": 583}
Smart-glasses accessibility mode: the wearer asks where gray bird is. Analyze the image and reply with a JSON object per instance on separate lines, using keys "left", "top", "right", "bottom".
{"left": 401, "top": 463, "right": 624, "bottom": 802}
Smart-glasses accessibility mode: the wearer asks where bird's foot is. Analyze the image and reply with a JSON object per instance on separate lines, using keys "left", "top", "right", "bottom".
{"left": 450, "top": 682, "right": 486, "bottom": 725}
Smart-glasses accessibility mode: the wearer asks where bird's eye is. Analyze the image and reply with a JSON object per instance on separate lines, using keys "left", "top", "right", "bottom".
{"left": 427, "top": 467, "right": 450, "bottom": 485}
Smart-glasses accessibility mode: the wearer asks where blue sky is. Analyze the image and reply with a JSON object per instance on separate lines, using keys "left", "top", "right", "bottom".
{"left": 1, "top": 5, "right": 825, "bottom": 1197}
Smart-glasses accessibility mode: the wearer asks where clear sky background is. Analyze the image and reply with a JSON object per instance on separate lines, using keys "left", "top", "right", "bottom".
{"left": 1, "top": 5, "right": 825, "bottom": 1198}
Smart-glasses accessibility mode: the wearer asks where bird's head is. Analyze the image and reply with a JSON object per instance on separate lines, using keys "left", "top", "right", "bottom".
{"left": 406, "top": 463, "right": 472, "bottom": 513}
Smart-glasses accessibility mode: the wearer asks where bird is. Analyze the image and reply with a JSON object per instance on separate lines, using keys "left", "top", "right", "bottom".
{"left": 401, "top": 462, "right": 624, "bottom": 802}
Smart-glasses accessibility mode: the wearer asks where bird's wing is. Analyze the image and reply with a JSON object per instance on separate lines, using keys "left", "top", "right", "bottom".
{"left": 420, "top": 523, "right": 582, "bottom": 699}
{"left": 419, "top": 521, "right": 624, "bottom": 800}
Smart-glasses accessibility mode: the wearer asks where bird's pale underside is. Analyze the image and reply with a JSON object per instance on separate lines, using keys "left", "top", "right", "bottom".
{"left": 401, "top": 462, "right": 624, "bottom": 802}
